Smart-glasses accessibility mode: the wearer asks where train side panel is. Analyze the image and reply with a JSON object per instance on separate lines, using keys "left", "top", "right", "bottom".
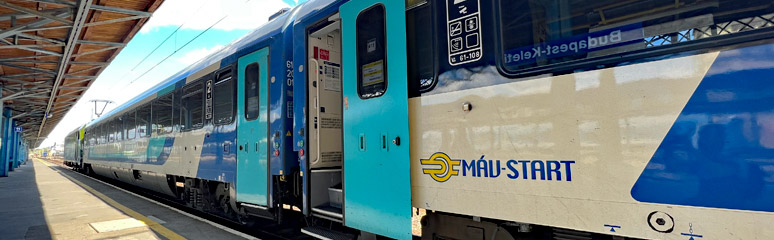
{"left": 406, "top": 0, "right": 774, "bottom": 239}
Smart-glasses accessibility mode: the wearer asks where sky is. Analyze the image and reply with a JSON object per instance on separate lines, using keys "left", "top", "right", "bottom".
{"left": 39, "top": 0, "right": 303, "bottom": 148}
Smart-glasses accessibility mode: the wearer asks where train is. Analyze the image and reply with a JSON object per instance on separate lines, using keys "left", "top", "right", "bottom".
{"left": 62, "top": 0, "right": 774, "bottom": 239}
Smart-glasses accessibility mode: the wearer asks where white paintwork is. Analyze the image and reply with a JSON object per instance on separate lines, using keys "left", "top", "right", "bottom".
{"left": 409, "top": 52, "right": 774, "bottom": 239}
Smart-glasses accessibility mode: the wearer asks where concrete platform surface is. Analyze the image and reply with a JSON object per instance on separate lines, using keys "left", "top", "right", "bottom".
{"left": 0, "top": 158, "right": 252, "bottom": 240}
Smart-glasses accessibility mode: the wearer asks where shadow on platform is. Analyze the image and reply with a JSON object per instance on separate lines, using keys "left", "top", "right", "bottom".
{"left": 0, "top": 161, "right": 53, "bottom": 240}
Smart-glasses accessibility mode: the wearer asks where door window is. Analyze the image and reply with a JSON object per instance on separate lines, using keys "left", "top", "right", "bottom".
{"left": 356, "top": 5, "right": 388, "bottom": 99}
{"left": 244, "top": 63, "right": 260, "bottom": 121}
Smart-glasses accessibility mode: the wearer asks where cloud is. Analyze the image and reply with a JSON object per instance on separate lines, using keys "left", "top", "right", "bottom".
{"left": 176, "top": 45, "right": 225, "bottom": 65}
{"left": 141, "top": 0, "right": 291, "bottom": 33}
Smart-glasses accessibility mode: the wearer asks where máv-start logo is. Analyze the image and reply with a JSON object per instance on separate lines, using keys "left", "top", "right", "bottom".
{"left": 420, "top": 152, "right": 460, "bottom": 182}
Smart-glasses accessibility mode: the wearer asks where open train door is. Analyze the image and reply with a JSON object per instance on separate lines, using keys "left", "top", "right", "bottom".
{"left": 341, "top": 1, "right": 411, "bottom": 239}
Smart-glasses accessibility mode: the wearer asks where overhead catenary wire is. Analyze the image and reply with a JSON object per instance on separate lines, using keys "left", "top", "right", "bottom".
{"left": 127, "top": 15, "right": 229, "bottom": 84}
{"left": 110, "top": 0, "right": 208, "bottom": 88}
{"left": 114, "top": 0, "right": 252, "bottom": 89}
{"left": 128, "top": 2, "right": 208, "bottom": 73}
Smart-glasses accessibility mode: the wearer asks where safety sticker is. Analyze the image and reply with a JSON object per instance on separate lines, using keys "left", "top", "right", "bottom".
{"left": 323, "top": 61, "right": 341, "bottom": 92}
{"left": 446, "top": 0, "right": 482, "bottom": 66}
{"left": 361, "top": 60, "right": 384, "bottom": 86}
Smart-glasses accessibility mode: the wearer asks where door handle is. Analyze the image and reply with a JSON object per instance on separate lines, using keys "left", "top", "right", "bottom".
{"left": 359, "top": 134, "right": 366, "bottom": 152}
{"left": 392, "top": 136, "right": 400, "bottom": 146}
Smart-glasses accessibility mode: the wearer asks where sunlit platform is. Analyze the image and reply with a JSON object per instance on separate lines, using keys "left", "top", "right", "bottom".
{"left": 0, "top": 158, "right": 251, "bottom": 240}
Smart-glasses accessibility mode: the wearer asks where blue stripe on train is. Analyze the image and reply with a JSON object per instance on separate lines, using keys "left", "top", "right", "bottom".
{"left": 631, "top": 43, "right": 774, "bottom": 212}
{"left": 197, "top": 124, "right": 237, "bottom": 183}
{"left": 88, "top": 136, "right": 174, "bottom": 165}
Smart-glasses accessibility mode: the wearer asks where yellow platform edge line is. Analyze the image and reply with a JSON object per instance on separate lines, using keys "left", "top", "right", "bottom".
{"left": 35, "top": 158, "right": 187, "bottom": 240}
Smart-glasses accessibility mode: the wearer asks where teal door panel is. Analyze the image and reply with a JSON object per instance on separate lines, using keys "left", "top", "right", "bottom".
{"left": 236, "top": 48, "right": 270, "bottom": 205}
{"left": 341, "top": 1, "right": 411, "bottom": 239}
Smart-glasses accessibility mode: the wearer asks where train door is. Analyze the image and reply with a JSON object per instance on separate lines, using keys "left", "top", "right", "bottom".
{"left": 306, "top": 16, "right": 345, "bottom": 222}
{"left": 78, "top": 129, "right": 84, "bottom": 168}
{"left": 236, "top": 48, "right": 270, "bottom": 206}
{"left": 341, "top": 1, "right": 411, "bottom": 239}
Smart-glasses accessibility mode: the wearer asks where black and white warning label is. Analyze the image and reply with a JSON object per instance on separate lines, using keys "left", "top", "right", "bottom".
{"left": 323, "top": 62, "right": 341, "bottom": 92}
{"left": 446, "top": 0, "right": 483, "bottom": 66}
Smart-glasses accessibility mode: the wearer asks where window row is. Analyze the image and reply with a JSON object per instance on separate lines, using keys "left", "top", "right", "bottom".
{"left": 499, "top": 0, "right": 773, "bottom": 72}
{"left": 86, "top": 67, "right": 235, "bottom": 146}
{"left": 404, "top": 0, "right": 773, "bottom": 96}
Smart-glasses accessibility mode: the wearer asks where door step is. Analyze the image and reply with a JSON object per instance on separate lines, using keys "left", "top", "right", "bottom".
{"left": 240, "top": 203, "right": 274, "bottom": 219}
{"left": 312, "top": 204, "right": 343, "bottom": 222}
{"left": 301, "top": 226, "right": 355, "bottom": 240}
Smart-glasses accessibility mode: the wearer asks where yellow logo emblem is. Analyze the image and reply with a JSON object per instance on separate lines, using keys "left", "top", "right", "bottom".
{"left": 421, "top": 152, "right": 461, "bottom": 182}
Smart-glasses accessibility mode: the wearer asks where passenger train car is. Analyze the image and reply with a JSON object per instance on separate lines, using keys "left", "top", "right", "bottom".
{"left": 65, "top": 0, "right": 774, "bottom": 239}
{"left": 63, "top": 127, "right": 83, "bottom": 168}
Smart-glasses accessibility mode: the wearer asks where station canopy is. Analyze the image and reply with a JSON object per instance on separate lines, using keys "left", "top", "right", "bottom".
{"left": 0, "top": 0, "right": 164, "bottom": 147}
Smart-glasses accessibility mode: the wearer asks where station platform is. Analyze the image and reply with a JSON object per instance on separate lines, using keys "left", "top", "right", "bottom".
{"left": 0, "top": 158, "right": 255, "bottom": 240}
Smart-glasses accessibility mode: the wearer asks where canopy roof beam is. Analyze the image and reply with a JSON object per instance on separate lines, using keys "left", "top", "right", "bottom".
{"left": 18, "top": 0, "right": 152, "bottom": 17}
{"left": 78, "top": 40, "right": 126, "bottom": 46}
{"left": 0, "top": 62, "right": 57, "bottom": 75}
{"left": 38, "top": 0, "right": 93, "bottom": 138}
{"left": 0, "top": 0, "right": 73, "bottom": 24}
{"left": 0, "top": 7, "right": 69, "bottom": 21}
{"left": 0, "top": 10, "right": 72, "bottom": 39}
{"left": 70, "top": 45, "right": 119, "bottom": 57}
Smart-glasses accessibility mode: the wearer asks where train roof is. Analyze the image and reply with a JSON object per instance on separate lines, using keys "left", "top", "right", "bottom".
{"left": 84, "top": 0, "right": 338, "bottom": 128}
{"left": 65, "top": 124, "right": 85, "bottom": 137}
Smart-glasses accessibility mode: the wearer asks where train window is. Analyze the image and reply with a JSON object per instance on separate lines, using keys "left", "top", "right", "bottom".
{"left": 115, "top": 118, "right": 123, "bottom": 141}
{"left": 356, "top": 5, "right": 387, "bottom": 99}
{"left": 406, "top": 3, "right": 435, "bottom": 95}
{"left": 137, "top": 104, "right": 151, "bottom": 137}
{"left": 244, "top": 63, "right": 260, "bottom": 121}
{"left": 101, "top": 124, "right": 106, "bottom": 144}
{"left": 98, "top": 124, "right": 105, "bottom": 144}
{"left": 153, "top": 93, "right": 174, "bottom": 134}
{"left": 108, "top": 119, "right": 115, "bottom": 142}
{"left": 125, "top": 111, "right": 136, "bottom": 139}
{"left": 213, "top": 69, "right": 235, "bottom": 125}
{"left": 498, "top": 0, "right": 774, "bottom": 73}
{"left": 172, "top": 89, "right": 182, "bottom": 131}
{"left": 181, "top": 80, "right": 204, "bottom": 130}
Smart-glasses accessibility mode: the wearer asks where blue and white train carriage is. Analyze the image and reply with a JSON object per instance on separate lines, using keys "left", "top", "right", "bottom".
{"left": 78, "top": 9, "right": 297, "bottom": 219}
{"left": 65, "top": 0, "right": 774, "bottom": 239}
